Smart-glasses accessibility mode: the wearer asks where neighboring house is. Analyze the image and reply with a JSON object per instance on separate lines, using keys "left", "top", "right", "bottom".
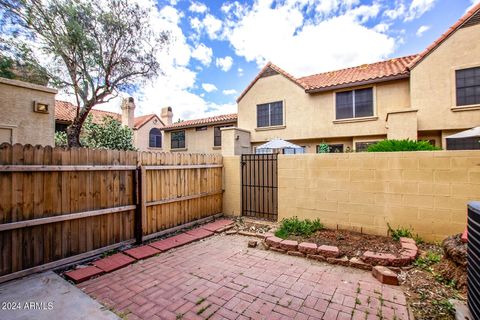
{"left": 0, "top": 77, "right": 57, "bottom": 146}
{"left": 236, "top": 4, "right": 480, "bottom": 152}
{"left": 55, "top": 99, "right": 173, "bottom": 151}
{"left": 162, "top": 114, "right": 238, "bottom": 154}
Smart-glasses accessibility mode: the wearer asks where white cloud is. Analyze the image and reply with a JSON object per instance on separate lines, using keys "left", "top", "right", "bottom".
{"left": 467, "top": 0, "right": 480, "bottom": 12}
{"left": 222, "top": 89, "right": 237, "bottom": 95}
{"left": 88, "top": 3, "right": 236, "bottom": 120}
{"left": 203, "top": 14, "right": 223, "bottom": 39}
{"left": 216, "top": 56, "right": 233, "bottom": 72}
{"left": 202, "top": 83, "right": 218, "bottom": 92}
{"left": 191, "top": 43, "right": 213, "bottom": 66}
{"left": 224, "top": 1, "right": 395, "bottom": 76}
{"left": 237, "top": 68, "right": 244, "bottom": 77}
{"left": 384, "top": 3, "right": 406, "bottom": 20}
{"left": 405, "top": 0, "right": 437, "bottom": 21}
{"left": 374, "top": 23, "right": 390, "bottom": 33}
{"left": 189, "top": 1, "right": 208, "bottom": 14}
{"left": 190, "top": 16, "right": 202, "bottom": 33}
{"left": 416, "top": 25, "right": 430, "bottom": 37}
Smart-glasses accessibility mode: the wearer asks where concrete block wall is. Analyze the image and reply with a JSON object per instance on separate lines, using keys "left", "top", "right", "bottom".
{"left": 277, "top": 151, "right": 480, "bottom": 242}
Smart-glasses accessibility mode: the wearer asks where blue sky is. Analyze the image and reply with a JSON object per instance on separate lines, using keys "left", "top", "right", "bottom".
{"left": 97, "top": 0, "right": 479, "bottom": 120}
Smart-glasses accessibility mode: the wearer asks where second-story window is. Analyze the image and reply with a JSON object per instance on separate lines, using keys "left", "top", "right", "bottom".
{"left": 171, "top": 130, "right": 185, "bottom": 149}
{"left": 336, "top": 88, "right": 374, "bottom": 120}
{"left": 149, "top": 128, "right": 162, "bottom": 148}
{"left": 456, "top": 66, "right": 480, "bottom": 106}
{"left": 257, "top": 101, "right": 283, "bottom": 127}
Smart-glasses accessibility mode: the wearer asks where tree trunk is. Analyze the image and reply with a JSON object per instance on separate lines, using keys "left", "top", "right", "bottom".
{"left": 66, "top": 122, "right": 82, "bottom": 147}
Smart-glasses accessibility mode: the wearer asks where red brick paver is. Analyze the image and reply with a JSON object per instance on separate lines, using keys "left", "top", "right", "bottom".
{"left": 79, "top": 235, "right": 409, "bottom": 320}
{"left": 124, "top": 245, "right": 161, "bottom": 260}
{"left": 185, "top": 227, "right": 215, "bottom": 239}
{"left": 92, "top": 253, "right": 135, "bottom": 272}
{"left": 65, "top": 266, "right": 104, "bottom": 283}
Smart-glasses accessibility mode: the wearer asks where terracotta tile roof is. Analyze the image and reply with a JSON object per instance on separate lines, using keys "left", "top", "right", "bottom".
{"left": 162, "top": 113, "right": 238, "bottom": 130}
{"left": 134, "top": 114, "right": 164, "bottom": 129}
{"left": 409, "top": 3, "right": 480, "bottom": 69}
{"left": 55, "top": 100, "right": 161, "bottom": 129}
{"left": 237, "top": 55, "right": 417, "bottom": 101}
{"left": 299, "top": 55, "right": 418, "bottom": 92}
{"left": 55, "top": 100, "right": 121, "bottom": 124}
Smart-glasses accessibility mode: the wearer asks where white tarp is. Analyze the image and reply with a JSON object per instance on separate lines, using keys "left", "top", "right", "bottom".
{"left": 256, "top": 138, "right": 302, "bottom": 150}
{"left": 256, "top": 138, "right": 304, "bottom": 154}
{"left": 446, "top": 127, "right": 480, "bottom": 139}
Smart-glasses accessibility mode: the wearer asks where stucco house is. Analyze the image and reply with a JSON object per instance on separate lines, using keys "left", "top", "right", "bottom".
{"left": 55, "top": 99, "right": 173, "bottom": 151}
{"left": 0, "top": 77, "right": 57, "bottom": 146}
{"left": 162, "top": 114, "right": 237, "bottom": 154}
{"left": 235, "top": 3, "right": 480, "bottom": 153}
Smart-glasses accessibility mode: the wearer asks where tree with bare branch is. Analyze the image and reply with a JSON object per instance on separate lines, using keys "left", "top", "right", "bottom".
{"left": 0, "top": 0, "right": 169, "bottom": 146}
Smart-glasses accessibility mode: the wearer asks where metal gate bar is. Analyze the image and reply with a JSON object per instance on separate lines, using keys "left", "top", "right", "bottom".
{"left": 241, "top": 154, "right": 278, "bottom": 221}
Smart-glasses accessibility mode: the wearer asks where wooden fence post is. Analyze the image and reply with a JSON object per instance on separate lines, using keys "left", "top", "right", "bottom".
{"left": 134, "top": 167, "right": 143, "bottom": 244}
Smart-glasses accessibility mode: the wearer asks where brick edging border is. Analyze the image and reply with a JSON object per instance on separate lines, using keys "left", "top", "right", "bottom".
{"left": 238, "top": 233, "right": 418, "bottom": 271}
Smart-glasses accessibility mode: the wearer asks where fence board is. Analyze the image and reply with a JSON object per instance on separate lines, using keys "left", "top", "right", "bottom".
{"left": 0, "top": 144, "right": 223, "bottom": 279}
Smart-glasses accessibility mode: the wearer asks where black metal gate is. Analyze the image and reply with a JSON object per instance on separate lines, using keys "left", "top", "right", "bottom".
{"left": 241, "top": 154, "right": 278, "bottom": 221}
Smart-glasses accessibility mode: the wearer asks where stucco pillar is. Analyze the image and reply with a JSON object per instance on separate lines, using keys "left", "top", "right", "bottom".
{"left": 221, "top": 127, "right": 252, "bottom": 156}
{"left": 386, "top": 110, "right": 419, "bottom": 140}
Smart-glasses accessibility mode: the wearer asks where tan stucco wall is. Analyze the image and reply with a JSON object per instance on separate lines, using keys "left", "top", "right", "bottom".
{"left": 410, "top": 23, "right": 480, "bottom": 132}
{"left": 164, "top": 122, "right": 236, "bottom": 154}
{"left": 221, "top": 127, "right": 252, "bottom": 156}
{"left": 387, "top": 111, "right": 418, "bottom": 140}
{"left": 237, "top": 74, "right": 411, "bottom": 144}
{"left": 134, "top": 117, "right": 164, "bottom": 152}
{"left": 275, "top": 151, "right": 480, "bottom": 242}
{"left": 0, "top": 78, "right": 57, "bottom": 146}
{"left": 223, "top": 156, "right": 241, "bottom": 216}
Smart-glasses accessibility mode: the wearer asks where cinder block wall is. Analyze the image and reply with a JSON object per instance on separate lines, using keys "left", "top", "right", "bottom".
{"left": 0, "top": 78, "right": 57, "bottom": 146}
{"left": 277, "top": 151, "right": 480, "bottom": 242}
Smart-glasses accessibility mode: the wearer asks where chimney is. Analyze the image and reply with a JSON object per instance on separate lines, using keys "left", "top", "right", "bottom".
{"left": 161, "top": 106, "right": 173, "bottom": 125}
{"left": 121, "top": 97, "right": 135, "bottom": 129}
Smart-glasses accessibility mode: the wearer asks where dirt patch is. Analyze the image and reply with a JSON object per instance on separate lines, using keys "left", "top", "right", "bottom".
{"left": 401, "top": 243, "right": 466, "bottom": 320}
{"left": 286, "top": 229, "right": 403, "bottom": 258}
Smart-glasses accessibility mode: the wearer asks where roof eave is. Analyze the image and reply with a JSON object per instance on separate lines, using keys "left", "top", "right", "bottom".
{"left": 304, "top": 74, "right": 410, "bottom": 93}
{"left": 163, "top": 119, "right": 237, "bottom": 131}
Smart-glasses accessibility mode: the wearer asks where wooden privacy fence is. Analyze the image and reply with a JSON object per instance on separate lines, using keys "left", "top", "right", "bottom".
{"left": 0, "top": 143, "right": 223, "bottom": 282}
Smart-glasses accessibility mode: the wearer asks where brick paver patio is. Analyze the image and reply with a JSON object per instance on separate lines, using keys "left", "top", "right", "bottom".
{"left": 78, "top": 235, "right": 410, "bottom": 320}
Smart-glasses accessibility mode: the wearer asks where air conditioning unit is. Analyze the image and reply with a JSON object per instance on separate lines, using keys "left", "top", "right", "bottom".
{"left": 468, "top": 201, "right": 480, "bottom": 318}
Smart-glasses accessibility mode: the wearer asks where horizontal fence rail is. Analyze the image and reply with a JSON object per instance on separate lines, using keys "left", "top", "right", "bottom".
{"left": 0, "top": 143, "right": 224, "bottom": 282}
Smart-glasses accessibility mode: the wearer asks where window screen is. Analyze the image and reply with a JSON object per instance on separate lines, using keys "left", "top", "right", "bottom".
{"left": 336, "top": 88, "right": 373, "bottom": 119}
{"left": 456, "top": 67, "right": 480, "bottom": 106}
{"left": 171, "top": 130, "right": 185, "bottom": 149}
{"left": 257, "top": 101, "right": 283, "bottom": 127}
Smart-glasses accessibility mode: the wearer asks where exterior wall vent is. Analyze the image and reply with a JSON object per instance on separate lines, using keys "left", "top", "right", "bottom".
{"left": 462, "top": 10, "right": 480, "bottom": 29}
{"left": 468, "top": 201, "right": 480, "bottom": 318}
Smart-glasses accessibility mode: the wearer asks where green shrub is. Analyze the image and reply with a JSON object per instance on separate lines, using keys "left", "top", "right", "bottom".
{"left": 387, "top": 223, "right": 413, "bottom": 241}
{"left": 413, "top": 251, "right": 442, "bottom": 269}
{"left": 317, "top": 143, "right": 330, "bottom": 153}
{"left": 367, "top": 139, "right": 441, "bottom": 152}
{"left": 275, "top": 217, "right": 324, "bottom": 239}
